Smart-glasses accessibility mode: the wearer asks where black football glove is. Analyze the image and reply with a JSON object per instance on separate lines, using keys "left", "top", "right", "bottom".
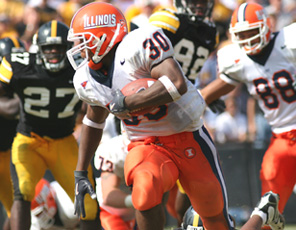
{"left": 109, "top": 89, "right": 131, "bottom": 118}
{"left": 74, "top": 170, "right": 97, "bottom": 218}
{"left": 208, "top": 99, "right": 226, "bottom": 114}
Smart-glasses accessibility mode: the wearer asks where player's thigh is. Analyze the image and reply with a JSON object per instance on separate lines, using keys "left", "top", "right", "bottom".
{"left": 0, "top": 150, "right": 13, "bottom": 216}
{"left": 261, "top": 136, "right": 296, "bottom": 183}
{"left": 125, "top": 143, "right": 179, "bottom": 191}
{"left": 178, "top": 130, "right": 226, "bottom": 217}
{"left": 11, "top": 133, "right": 47, "bottom": 201}
{"left": 50, "top": 135, "right": 79, "bottom": 200}
{"left": 125, "top": 144, "right": 179, "bottom": 210}
{"left": 260, "top": 136, "right": 296, "bottom": 212}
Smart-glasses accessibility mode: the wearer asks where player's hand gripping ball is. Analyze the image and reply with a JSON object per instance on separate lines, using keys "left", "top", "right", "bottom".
{"left": 121, "top": 78, "right": 157, "bottom": 116}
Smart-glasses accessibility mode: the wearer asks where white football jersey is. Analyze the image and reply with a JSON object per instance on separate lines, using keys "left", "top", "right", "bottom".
{"left": 73, "top": 25, "right": 205, "bottom": 141}
{"left": 94, "top": 133, "right": 135, "bottom": 221}
{"left": 217, "top": 23, "right": 296, "bottom": 134}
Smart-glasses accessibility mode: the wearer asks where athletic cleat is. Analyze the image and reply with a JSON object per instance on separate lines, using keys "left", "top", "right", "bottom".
{"left": 253, "top": 191, "right": 284, "bottom": 230}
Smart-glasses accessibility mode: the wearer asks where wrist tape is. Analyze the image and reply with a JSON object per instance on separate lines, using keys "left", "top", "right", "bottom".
{"left": 159, "top": 75, "right": 182, "bottom": 101}
{"left": 82, "top": 115, "right": 106, "bottom": 129}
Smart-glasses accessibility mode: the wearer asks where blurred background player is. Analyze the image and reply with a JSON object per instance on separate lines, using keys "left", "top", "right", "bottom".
{"left": 214, "top": 95, "right": 248, "bottom": 144}
{"left": 149, "top": 0, "right": 218, "bottom": 84}
{"left": 30, "top": 176, "right": 79, "bottom": 230}
{"left": 125, "top": 0, "right": 170, "bottom": 31}
{"left": 201, "top": 2, "right": 296, "bottom": 229}
{"left": 0, "top": 20, "right": 100, "bottom": 230}
{"left": 94, "top": 131, "right": 136, "bottom": 230}
{"left": 0, "top": 36, "right": 25, "bottom": 230}
{"left": 149, "top": 0, "right": 218, "bottom": 225}
{"left": 128, "top": 0, "right": 161, "bottom": 30}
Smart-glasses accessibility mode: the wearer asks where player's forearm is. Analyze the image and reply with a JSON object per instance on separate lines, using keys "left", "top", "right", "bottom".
{"left": 76, "top": 124, "right": 103, "bottom": 171}
{"left": 125, "top": 80, "right": 178, "bottom": 111}
{"left": 0, "top": 96, "right": 20, "bottom": 119}
{"left": 103, "top": 188, "right": 132, "bottom": 208}
{"left": 200, "top": 78, "right": 235, "bottom": 105}
{"left": 125, "top": 74, "right": 187, "bottom": 111}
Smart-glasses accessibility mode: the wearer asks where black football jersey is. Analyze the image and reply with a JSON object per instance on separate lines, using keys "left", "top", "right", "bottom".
{"left": 149, "top": 9, "right": 218, "bottom": 83}
{"left": 0, "top": 52, "right": 82, "bottom": 138}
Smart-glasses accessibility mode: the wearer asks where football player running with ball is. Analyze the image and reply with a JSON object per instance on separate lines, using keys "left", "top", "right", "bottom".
{"left": 67, "top": 2, "right": 234, "bottom": 230}
{"left": 0, "top": 21, "right": 100, "bottom": 230}
{"left": 201, "top": 2, "right": 296, "bottom": 229}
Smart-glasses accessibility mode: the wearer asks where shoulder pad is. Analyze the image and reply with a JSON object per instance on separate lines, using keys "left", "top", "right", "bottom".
{"left": 149, "top": 9, "right": 180, "bottom": 34}
{"left": 119, "top": 25, "right": 174, "bottom": 71}
{"left": 0, "top": 56, "right": 12, "bottom": 84}
{"left": 282, "top": 23, "right": 296, "bottom": 49}
{"left": 202, "top": 19, "right": 216, "bottom": 28}
{"left": 217, "top": 44, "right": 244, "bottom": 76}
{"left": 73, "top": 67, "right": 102, "bottom": 107}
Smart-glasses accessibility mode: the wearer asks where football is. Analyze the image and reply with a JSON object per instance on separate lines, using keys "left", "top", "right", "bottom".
{"left": 121, "top": 78, "right": 157, "bottom": 116}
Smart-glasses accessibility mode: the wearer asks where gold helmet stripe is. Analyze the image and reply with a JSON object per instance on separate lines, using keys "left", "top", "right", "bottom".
{"left": 10, "top": 37, "right": 21, "bottom": 48}
{"left": 192, "top": 212, "right": 200, "bottom": 227}
{"left": 51, "top": 20, "right": 58, "bottom": 37}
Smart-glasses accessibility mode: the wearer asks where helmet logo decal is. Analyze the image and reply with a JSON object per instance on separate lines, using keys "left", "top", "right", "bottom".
{"left": 83, "top": 14, "right": 116, "bottom": 29}
{"left": 184, "top": 147, "right": 196, "bottom": 159}
{"left": 255, "top": 9, "right": 265, "bottom": 20}
{"left": 81, "top": 81, "right": 88, "bottom": 88}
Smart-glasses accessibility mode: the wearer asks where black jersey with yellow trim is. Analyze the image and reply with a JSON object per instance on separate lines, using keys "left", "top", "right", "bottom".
{"left": 0, "top": 52, "right": 82, "bottom": 139}
{"left": 149, "top": 8, "right": 218, "bottom": 82}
